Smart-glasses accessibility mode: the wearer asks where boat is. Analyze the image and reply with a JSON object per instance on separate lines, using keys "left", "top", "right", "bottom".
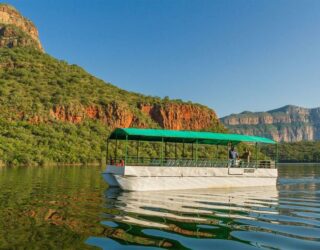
{"left": 102, "top": 128, "right": 278, "bottom": 191}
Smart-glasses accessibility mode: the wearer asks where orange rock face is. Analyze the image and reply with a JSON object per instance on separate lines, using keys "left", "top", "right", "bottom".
{"left": 49, "top": 103, "right": 135, "bottom": 128}
{"left": 46, "top": 102, "right": 223, "bottom": 131}
{"left": 49, "top": 106, "right": 83, "bottom": 124}
{"left": 138, "top": 103, "right": 220, "bottom": 130}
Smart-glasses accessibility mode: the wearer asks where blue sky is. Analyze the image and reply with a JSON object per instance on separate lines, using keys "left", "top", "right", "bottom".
{"left": 3, "top": 0, "right": 320, "bottom": 117}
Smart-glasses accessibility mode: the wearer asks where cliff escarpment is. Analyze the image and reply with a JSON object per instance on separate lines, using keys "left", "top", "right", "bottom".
{"left": 26, "top": 102, "right": 221, "bottom": 131}
{"left": 221, "top": 105, "right": 320, "bottom": 142}
{"left": 138, "top": 103, "right": 221, "bottom": 130}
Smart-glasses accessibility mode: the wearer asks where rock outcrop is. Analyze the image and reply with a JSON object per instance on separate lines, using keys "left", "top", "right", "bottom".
{"left": 29, "top": 102, "right": 222, "bottom": 131}
{"left": 221, "top": 105, "right": 320, "bottom": 142}
{"left": 48, "top": 103, "right": 135, "bottom": 128}
{"left": 138, "top": 103, "right": 221, "bottom": 130}
{"left": 0, "top": 4, "right": 43, "bottom": 51}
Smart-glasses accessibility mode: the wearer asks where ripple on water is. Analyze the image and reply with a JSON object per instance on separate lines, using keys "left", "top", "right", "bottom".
{"left": 87, "top": 165, "right": 320, "bottom": 249}
{"left": 231, "top": 231, "right": 320, "bottom": 250}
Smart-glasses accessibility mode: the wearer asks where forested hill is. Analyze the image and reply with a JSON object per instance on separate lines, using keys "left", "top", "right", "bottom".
{"left": 221, "top": 105, "right": 320, "bottom": 142}
{"left": 0, "top": 4, "right": 225, "bottom": 166}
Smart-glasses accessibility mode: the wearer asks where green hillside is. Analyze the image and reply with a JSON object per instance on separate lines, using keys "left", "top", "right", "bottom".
{"left": 0, "top": 48, "right": 111, "bottom": 165}
{"left": 0, "top": 48, "right": 155, "bottom": 118}
{"left": 0, "top": 48, "right": 226, "bottom": 166}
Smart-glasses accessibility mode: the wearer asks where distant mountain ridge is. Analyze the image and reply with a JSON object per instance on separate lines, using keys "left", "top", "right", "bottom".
{"left": 221, "top": 105, "right": 320, "bottom": 142}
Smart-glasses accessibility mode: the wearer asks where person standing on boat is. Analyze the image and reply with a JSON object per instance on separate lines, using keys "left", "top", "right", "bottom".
{"left": 242, "top": 148, "right": 251, "bottom": 167}
{"left": 229, "top": 145, "right": 239, "bottom": 167}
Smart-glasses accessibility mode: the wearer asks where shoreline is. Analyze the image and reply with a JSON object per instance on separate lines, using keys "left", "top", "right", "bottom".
{"left": 278, "top": 162, "right": 320, "bottom": 165}
{"left": 0, "top": 162, "right": 104, "bottom": 168}
{"left": 1, "top": 162, "right": 320, "bottom": 168}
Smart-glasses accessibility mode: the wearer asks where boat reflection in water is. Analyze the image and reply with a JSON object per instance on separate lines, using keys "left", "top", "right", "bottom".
{"left": 87, "top": 186, "right": 283, "bottom": 249}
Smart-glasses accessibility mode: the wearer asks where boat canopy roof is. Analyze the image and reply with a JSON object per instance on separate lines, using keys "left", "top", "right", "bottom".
{"left": 108, "top": 128, "right": 276, "bottom": 145}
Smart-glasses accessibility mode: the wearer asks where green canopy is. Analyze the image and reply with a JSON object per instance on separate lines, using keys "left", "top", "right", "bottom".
{"left": 108, "top": 128, "right": 276, "bottom": 145}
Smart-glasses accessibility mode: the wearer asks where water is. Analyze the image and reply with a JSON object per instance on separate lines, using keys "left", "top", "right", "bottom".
{"left": 0, "top": 165, "right": 320, "bottom": 249}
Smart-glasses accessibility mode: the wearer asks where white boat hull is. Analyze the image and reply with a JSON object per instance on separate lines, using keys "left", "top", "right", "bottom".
{"left": 102, "top": 165, "right": 278, "bottom": 191}
{"left": 114, "top": 175, "right": 277, "bottom": 191}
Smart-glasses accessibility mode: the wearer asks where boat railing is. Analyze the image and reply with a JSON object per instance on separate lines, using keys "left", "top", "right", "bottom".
{"left": 118, "top": 157, "right": 276, "bottom": 168}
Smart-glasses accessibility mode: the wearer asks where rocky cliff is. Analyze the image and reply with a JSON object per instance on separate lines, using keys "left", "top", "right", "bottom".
{"left": 0, "top": 4, "right": 43, "bottom": 51}
{"left": 221, "top": 105, "right": 320, "bottom": 142}
{"left": 138, "top": 103, "right": 221, "bottom": 130}
{"left": 33, "top": 102, "right": 220, "bottom": 131}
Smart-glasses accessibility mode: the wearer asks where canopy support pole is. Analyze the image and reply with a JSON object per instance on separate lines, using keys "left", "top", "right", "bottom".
{"left": 255, "top": 143, "right": 259, "bottom": 168}
{"left": 216, "top": 145, "right": 219, "bottom": 159}
{"left": 182, "top": 141, "right": 185, "bottom": 159}
{"left": 115, "top": 138, "right": 118, "bottom": 164}
{"left": 227, "top": 143, "right": 230, "bottom": 161}
{"left": 175, "top": 143, "right": 177, "bottom": 160}
{"left": 276, "top": 143, "right": 279, "bottom": 165}
{"left": 125, "top": 135, "right": 128, "bottom": 164}
{"left": 195, "top": 139, "right": 198, "bottom": 164}
{"left": 165, "top": 142, "right": 167, "bottom": 161}
{"left": 136, "top": 140, "right": 139, "bottom": 164}
{"left": 192, "top": 143, "right": 194, "bottom": 160}
{"left": 161, "top": 137, "right": 164, "bottom": 166}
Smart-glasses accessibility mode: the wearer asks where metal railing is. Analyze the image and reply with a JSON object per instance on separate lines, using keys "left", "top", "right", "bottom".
{"left": 110, "top": 157, "right": 276, "bottom": 169}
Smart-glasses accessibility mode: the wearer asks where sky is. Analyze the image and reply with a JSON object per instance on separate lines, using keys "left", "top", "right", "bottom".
{"left": 3, "top": 0, "right": 320, "bottom": 117}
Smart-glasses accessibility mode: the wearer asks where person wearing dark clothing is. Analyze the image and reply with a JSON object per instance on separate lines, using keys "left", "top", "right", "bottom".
{"left": 242, "top": 148, "right": 251, "bottom": 162}
{"left": 229, "top": 146, "right": 239, "bottom": 167}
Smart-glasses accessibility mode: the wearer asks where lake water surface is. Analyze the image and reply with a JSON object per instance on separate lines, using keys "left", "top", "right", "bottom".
{"left": 0, "top": 165, "right": 319, "bottom": 249}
